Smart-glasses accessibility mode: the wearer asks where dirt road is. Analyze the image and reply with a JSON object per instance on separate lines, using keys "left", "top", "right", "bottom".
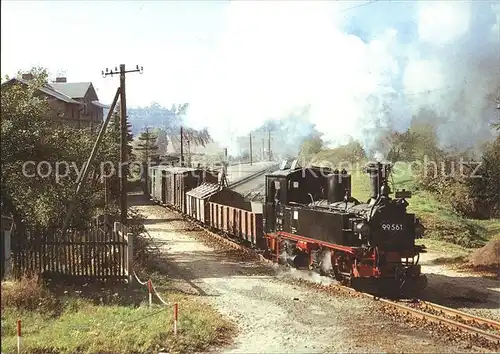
{"left": 419, "top": 253, "right": 500, "bottom": 321}
{"left": 132, "top": 197, "right": 475, "bottom": 353}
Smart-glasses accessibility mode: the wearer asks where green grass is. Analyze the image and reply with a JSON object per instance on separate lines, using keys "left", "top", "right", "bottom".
{"left": 1, "top": 273, "right": 235, "bottom": 354}
{"left": 347, "top": 161, "right": 500, "bottom": 255}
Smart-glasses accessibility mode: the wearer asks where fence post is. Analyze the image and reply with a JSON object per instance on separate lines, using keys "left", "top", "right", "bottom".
{"left": 4, "top": 228, "right": 11, "bottom": 279}
{"left": 126, "top": 232, "right": 133, "bottom": 284}
{"left": 113, "top": 221, "right": 120, "bottom": 234}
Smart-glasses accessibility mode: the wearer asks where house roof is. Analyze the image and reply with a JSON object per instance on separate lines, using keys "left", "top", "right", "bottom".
{"left": 91, "top": 100, "right": 110, "bottom": 109}
{"left": 2, "top": 78, "right": 82, "bottom": 105}
{"left": 49, "top": 82, "right": 92, "bottom": 99}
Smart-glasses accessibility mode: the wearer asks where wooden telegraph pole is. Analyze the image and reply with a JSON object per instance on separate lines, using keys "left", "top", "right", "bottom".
{"left": 180, "top": 126, "right": 184, "bottom": 166}
{"left": 102, "top": 64, "right": 143, "bottom": 225}
{"left": 268, "top": 130, "right": 272, "bottom": 161}
{"left": 249, "top": 133, "right": 253, "bottom": 166}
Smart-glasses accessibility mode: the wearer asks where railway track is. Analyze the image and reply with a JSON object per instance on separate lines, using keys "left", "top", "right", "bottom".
{"left": 227, "top": 163, "right": 279, "bottom": 189}
{"left": 151, "top": 200, "right": 500, "bottom": 351}
{"left": 382, "top": 299, "right": 500, "bottom": 350}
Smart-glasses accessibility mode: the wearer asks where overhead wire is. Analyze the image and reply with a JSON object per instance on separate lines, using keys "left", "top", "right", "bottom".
{"left": 337, "top": 0, "right": 379, "bottom": 13}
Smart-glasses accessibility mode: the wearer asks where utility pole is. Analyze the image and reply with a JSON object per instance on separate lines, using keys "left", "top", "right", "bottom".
{"left": 262, "top": 138, "right": 265, "bottom": 161}
{"left": 249, "top": 133, "right": 253, "bottom": 166}
{"left": 102, "top": 64, "right": 143, "bottom": 225}
{"left": 180, "top": 126, "right": 184, "bottom": 166}
{"left": 268, "top": 130, "right": 272, "bottom": 161}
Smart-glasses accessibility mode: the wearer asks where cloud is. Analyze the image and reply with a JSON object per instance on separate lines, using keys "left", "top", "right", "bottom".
{"left": 417, "top": 1, "right": 471, "bottom": 44}
{"left": 184, "top": 1, "right": 499, "bottom": 154}
{"left": 186, "top": 1, "right": 406, "bottom": 151}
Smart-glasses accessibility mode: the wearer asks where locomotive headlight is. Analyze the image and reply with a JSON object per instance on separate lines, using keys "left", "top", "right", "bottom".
{"left": 355, "top": 222, "right": 371, "bottom": 236}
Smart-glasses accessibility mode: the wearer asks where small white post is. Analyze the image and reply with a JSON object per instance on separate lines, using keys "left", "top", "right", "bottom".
{"left": 174, "top": 303, "right": 178, "bottom": 335}
{"left": 148, "top": 280, "right": 152, "bottom": 307}
{"left": 17, "top": 319, "right": 21, "bottom": 354}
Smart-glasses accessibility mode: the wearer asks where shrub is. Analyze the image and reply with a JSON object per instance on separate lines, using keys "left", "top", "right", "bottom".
{"left": 1, "top": 275, "right": 57, "bottom": 313}
{"left": 128, "top": 208, "right": 158, "bottom": 270}
{"left": 416, "top": 138, "right": 500, "bottom": 219}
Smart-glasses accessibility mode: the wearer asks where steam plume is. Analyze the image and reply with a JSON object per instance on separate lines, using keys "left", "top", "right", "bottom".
{"left": 184, "top": 1, "right": 499, "bottom": 154}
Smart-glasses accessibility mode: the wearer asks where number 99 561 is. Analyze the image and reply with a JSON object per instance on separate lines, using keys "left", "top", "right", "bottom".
{"left": 381, "top": 223, "right": 403, "bottom": 231}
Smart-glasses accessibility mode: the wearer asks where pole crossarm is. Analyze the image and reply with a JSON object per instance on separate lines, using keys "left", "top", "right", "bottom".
{"left": 102, "top": 65, "right": 143, "bottom": 77}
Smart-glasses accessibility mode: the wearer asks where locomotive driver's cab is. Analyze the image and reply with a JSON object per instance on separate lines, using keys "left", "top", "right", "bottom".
{"left": 264, "top": 159, "right": 333, "bottom": 233}
{"left": 265, "top": 160, "right": 331, "bottom": 206}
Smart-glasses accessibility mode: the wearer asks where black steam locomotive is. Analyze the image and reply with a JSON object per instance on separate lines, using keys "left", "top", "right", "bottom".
{"left": 263, "top": 161, "right": 428, "bottom": 295}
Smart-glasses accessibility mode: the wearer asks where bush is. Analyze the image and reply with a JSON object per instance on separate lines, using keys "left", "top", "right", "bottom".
{"left": 128, "top": 208, "right": 158, "bottom": 270}
{"left": 1, "top": 275, "right": 57, "bottom": 313}
{"left": 416, "top": 139, "right": 500, "bottom": 219}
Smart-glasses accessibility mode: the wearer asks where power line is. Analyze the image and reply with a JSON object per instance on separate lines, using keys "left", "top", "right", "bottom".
{"left": 338, "top": 0, "right": 379, "bottom": 13}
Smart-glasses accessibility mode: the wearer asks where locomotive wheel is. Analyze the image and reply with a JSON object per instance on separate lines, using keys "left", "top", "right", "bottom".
{"left": 331, "top": 252, "right": 342, "bottom": 281}
{"left": 332, "top": 265, "right": 343, "bottom": 282}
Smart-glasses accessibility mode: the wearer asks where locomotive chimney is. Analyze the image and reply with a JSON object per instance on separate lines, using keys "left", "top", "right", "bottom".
{"left": 366, "top": 162, "right": 391, "bottom": 200}
{"left": 366, "top": 162, "right": 380, "bottom": 199}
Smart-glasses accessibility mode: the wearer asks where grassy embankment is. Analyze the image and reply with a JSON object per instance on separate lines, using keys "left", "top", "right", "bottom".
{"left": 1, "top": 270, "right": 235, "bottom": 354}
{"left": 347, "top": 162, "right": 500, "bottom": 262}
{"left": 1, "top": 210, "right": 235, "bottom": 354}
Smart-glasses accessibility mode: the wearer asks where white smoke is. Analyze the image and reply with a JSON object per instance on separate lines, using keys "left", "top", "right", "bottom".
{"left": 319, "top": 249, "right": 332, "bottom": 275}
{"left": 184, "top": 1, "right": 499, "bottom": 153}
{"left": 277, "top": 266, "right": 336, "bottom": 286}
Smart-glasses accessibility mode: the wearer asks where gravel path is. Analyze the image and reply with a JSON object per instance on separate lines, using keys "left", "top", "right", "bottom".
{"left": 132, "top": 197, "right": 478, "bottom": 353}
{"left": 419, "top": 253, "right": 500, "bottom": 321}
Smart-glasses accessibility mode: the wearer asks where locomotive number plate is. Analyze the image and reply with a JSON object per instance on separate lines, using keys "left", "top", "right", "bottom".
{"left": 381, "top": 223, "right": 404, "bottom": 231}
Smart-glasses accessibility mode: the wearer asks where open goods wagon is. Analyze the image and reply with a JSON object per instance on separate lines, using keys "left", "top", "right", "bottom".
{"left": 186, "top": 182, "right": 265, "bottom": 247}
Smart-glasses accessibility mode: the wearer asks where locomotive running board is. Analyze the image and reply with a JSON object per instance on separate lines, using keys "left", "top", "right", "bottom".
{"left": 266, "top": 231, "right": 358, "bottom": 256}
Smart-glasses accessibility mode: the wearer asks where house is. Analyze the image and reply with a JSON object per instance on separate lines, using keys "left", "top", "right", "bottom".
{"left": 1, "top": 73, "right": 109, "bottom": 132}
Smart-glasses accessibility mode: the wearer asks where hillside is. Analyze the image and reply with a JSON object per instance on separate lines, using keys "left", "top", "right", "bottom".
{"left": 348, "top": 162, "right": 500, "bottom": 258}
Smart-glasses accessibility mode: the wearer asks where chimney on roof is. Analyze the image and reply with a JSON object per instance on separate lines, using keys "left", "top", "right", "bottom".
{"left": 21, "top": 73, "right": 33, "bottom": 81}
{"left": 55, "top": 77, "right": 67, "bottom": 83}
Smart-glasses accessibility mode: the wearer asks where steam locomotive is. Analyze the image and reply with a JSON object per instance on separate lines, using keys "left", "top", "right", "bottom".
{"left": 149, "top": 160, "right": 428, "bottom": 296}
{"left": 263, "top": 161, "right": 427, "bottom": 295}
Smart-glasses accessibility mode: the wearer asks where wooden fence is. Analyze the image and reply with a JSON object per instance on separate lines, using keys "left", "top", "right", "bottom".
{"left": 8, "top": 222, "right": 133, "bottom": 284}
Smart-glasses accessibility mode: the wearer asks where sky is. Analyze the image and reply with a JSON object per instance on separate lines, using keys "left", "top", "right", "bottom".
{"left": 1, "top": 0, "right": 499, "bottom": 152}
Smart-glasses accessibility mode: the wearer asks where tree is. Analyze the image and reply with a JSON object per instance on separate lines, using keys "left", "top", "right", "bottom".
{"left": 181, "top": 127, "right": 212, "bottom": 166}
{"left": 467, "top": 136, "right": 500, "bottom": 218}
{"left": 135, "top": 127, "right": 160, "bottom": 163}
{"left": 1, "top": 67, "right": 107, "bottom": 231}
{"left": 492, "top": 100, "right": 500, "bottom": 131}
{"left": 298, "top": 135, "right": 323, "bottom": 165}
{"left": 152, "top": 127, "right": 168, "bottom": 155}
{"left": 106, "top": 106, "right": 134, "bottom": 158}
{"left": 385, "top": 129, "right": 419, "bottom": 162}
{"left": 314, "top": 139, "right": 366, "bottom": 166}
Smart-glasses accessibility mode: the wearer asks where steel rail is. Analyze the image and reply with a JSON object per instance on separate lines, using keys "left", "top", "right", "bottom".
{"left": 382, "top": 298, "right": 500, "bottom": 346}
{"left": 415, "top": 300, "right": 500, "bottom": 332}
